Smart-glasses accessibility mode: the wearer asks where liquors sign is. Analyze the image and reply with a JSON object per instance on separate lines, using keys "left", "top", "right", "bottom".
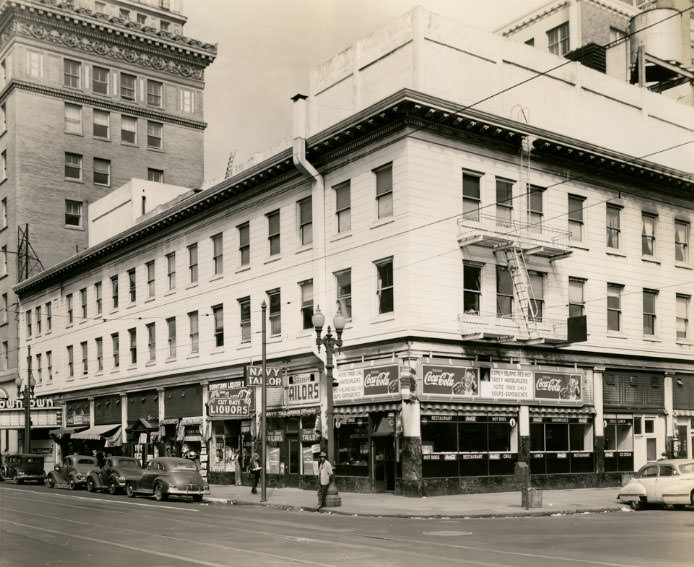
{"left": 208, "top": 382, "right": 253, "bottom": 418}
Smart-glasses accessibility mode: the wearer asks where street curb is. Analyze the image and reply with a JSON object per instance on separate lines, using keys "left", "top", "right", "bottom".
{"left": 204, "top": 497, "right": 624, "bottom": 518}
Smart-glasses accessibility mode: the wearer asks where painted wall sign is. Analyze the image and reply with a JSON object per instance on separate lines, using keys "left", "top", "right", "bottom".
{"left": 246, "top": 366, "right": 283, "bottom": 387}
{"left": 208, "top": 385, "right": 253, "bottom": 418}
{"left": 363, "top": 365, "right": 400, "bottom": 396}
{"left": 534, "top": 373, "right": 582, "bottom": 401}
{"left": 333, "top": 369, "right": 364, "bottom": 402}
{"left": 481, "top": 369, "right": 533, "bottom": 399}
{"left": 285, "top": 373, "right": 319, "bottom": 406}
{"left": 422, "top": 364, "right": 479, "bottom": 397}
{"left": 0, "top": 397, "right": 55, "bottom": 410}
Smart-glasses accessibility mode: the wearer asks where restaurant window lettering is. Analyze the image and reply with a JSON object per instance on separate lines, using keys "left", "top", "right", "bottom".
{"left": 529, "top": 417, "right": 593, "bottom": 475}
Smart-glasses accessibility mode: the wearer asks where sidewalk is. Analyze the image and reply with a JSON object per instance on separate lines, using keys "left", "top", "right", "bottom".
{"left": 205, "top": 484, "right": 625, "bottom": 518}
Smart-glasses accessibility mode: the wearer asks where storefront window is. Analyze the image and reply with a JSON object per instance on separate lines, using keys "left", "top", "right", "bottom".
{"left": 530, "top": 418, "right": 594, "bottom": 474}
{"left": 335, "top": 417, "right": 369, "bottom": 476}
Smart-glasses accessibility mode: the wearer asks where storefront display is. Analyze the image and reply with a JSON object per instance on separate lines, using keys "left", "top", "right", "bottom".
{"left": 529, "top": 416, "right": 593, "bottom": 474}
{"left": 604, "top": 416, "right": 634, "bottom": 472}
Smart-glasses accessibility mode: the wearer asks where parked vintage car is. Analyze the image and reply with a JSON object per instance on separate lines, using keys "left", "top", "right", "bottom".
{"left": 0, "top": 453, "right": 45, "bottom": 484}
{"left": 618, "top": 458, "right": 694, "bottom": 509}
{"left": 86, "top": 456, "right": 143, "bottom": 494}
{"left": 126, "top": 457, "right": 208, "bottom": 502}
{"left": 46, "top": 454, "right": 97, "bottom": 490}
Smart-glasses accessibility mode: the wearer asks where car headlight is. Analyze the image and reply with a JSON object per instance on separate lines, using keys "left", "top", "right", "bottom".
{"left": 74, "top": 473, "right": 83, "bottom": 480}
{"left": 117, "top": 475, "right": 126, "bottom": 482}
{"left": 17, "top": 472, "right": 26, "bottom": 477}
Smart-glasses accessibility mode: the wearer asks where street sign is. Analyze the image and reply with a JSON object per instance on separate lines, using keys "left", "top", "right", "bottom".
{"left": 246, "top": 366, "right": 283, "bottom": 387}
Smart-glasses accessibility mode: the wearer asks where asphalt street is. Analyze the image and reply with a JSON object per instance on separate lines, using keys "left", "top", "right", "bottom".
{"left": 0, "top": 483, "right": 692, "bottom": 567}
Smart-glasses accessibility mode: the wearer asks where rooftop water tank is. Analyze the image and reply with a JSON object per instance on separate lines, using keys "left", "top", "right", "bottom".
{"left": 629, "top": 8, "right": 684, "bottom": 66}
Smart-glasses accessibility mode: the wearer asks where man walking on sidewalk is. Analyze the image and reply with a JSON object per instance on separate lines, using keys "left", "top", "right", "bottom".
{"left": 317, "top": 451, "right": 333, "bottom": 509}
{"left": 249, "top": 453, "right": 261, "bottom": 494}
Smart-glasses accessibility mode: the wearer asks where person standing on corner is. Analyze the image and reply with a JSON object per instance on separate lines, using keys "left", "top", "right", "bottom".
{"left": 317, "top": 451, "right": 333, "bottom": 509}
{"left": 249, "top": 452, "right": 261, "bottom": 494}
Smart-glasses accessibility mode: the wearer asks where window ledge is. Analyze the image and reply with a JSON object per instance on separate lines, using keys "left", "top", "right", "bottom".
{"left": 266, "top": 336, "right": 282, "bottom": 344}
{"left": 164, "top": 290, "right": 176, "bottom": 297}
{"left": 110, "top": 369, "right": 120, "bottom": 374}
{"left": 121, "top": 141, "right": 138, "bottom": 147}
{"left": 0, "top": 225, "right": 6, "bottom": 234}
{"left": 109, "top": 309, "right": 119, "bottom": 315}
{"left": 675, "top": 262, "right": 692, "bottom": 270}
{"left": 642, "top": 336, "right": 661, "bottom": 343}
{"left": 370, "top": 217, "right": 395, "bottom": 230}
{"left": 186, "top": 283, "right": 199, "bottom": 290}
{"left": 127, "top": 364, "right": 138, "bottom": 370}
{"left": 64, "top": 178, "right": 84, "bottom": 184}
{"left": 145, "top": 360, "right": 156, "bottom": 367}
{"left": 127, "top": 303, "right": 137, "bottom": 309}
{"left": 235, "top": 266, "right": 251, "bottom": 274}
{"left": 79, "top": 319, "right": 88, "bottom": 325}
{"left": 295, "top": 245, "right": 312, "bottom": 255}
{"left": 606, "top": 333, "right": 628, "bottom": 339}
{"left": 606, "top": 250, "right": 626, "bottom": 258}
{"left": 209, "top": 274, "right": 224, "bottom": 282}
{"left": 210, "top": 347, "right": 225, "bottom": 355}
{"left": 95, "top": 371, "right": 103, "bottom": 377}
{"left": 330, "top": 232, "right": 352, "bottom": 243}
{"left": 237, "top": 343, "right": 252, "bottom": 350}
{"left": 676, "top": 340, "right": 692, "bottom": 346}
{"left": 63, "top": 225, "right": 85, "bottom": 231}
{"left": 165, "top": 356, "right": 176, "bottom": 363}
{"left": 641, "top": 257, "right": 660, "bottom": 265}
{"left": 371, "top": 314, "right": 395, "bottom": 324}
{"left": 264, "top": 256, "right": 281, "bottom": 265}
{"left": 145, "top": 297, "right": 155, "bottom": 303}
{"left": 568, "top": 243, "right": 589, "bottom": 251}
{"left": 187, "top": 353, "right": 200, "bottom": 360}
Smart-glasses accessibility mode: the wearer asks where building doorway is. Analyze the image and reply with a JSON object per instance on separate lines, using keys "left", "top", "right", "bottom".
{"left": 372, "top": 413, "right": 396, "bottom": 491}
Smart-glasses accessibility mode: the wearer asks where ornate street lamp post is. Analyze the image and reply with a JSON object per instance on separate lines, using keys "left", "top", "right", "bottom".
{"left": 15, "top": 375, "right": 36, "bottom": 453}
{"left": 312, "top": 305, "right": 345, "bottom": 507}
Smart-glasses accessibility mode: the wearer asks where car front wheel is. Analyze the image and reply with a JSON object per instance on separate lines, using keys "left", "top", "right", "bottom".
{"left": 69, "top": 479, "right": 77, "bottom": 490}
{"left": 126, "top": 483, "right": 135, "bottom": 498}
{"left": 46, "top": 475, "right": 55, "bottom": 488}
{"left": 153, "top": 483, "right": 167, "bottom": 502}
{"left": 630, "top": 497, "right": 645, "bottom": 511}
{"left": 87, "top": 478, "right": 95, "bottom": 492}
{"left": 108, "top": 481, "right": 118, "bottom": 495}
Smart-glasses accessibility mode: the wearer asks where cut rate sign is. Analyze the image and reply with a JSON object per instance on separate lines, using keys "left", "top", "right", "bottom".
{"left": 208, "top": 384, "right": 253, "bottom": 418}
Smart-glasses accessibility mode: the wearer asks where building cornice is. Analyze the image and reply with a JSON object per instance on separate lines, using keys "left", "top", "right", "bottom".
{"left": 1, "top": 78, "right": 207, "bottom": 129}
{"left": 1, "top": 0, "right": 216, "bottom": 80}
{"left": 14, "top": 88, "right": 694, "bottom": 295}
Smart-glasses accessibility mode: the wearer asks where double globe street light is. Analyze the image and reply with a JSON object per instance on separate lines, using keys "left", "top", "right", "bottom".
{"left": 15, "top": 374, "right": 36, "bottom": 453}
{"left": 312, "top": 305, "right": 346, "bottom": 508}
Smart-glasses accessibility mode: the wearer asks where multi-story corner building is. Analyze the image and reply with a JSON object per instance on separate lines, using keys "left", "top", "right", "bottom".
{"left": 0, "top": 0, "right": 215, "bottom": 453}
{"left": 12, "top": 7, "right": 694, "bottom": 495}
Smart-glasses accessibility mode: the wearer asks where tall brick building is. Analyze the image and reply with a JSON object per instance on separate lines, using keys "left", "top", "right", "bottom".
{"left": 0, "top": 0, "right": 215, "bottom": 449}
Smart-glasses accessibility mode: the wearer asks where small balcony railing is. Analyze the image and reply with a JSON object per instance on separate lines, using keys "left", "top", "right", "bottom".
{"left": 458, "top": 312, "right": 568, "bottom": 344}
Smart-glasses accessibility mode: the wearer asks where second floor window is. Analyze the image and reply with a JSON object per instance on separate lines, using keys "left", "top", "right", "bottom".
{"left": 147, "top": 80, "right": 163, "bottom": 107}
{"left": 496, "top": 266, "right": 513, "bottom": 318}
{"left": 300, "top": 280, "right": 313, "bottom": 330}
{"left": 64, "top": 59, "right": 81, "bottom": 88}
{"left": 188, "top": 243, "right": 198, "bottom": 283}
{"left": 547, "top": 22, "right": 570, "bottom": 56}
{"left": 568, "top": 195, "right": 585, "bottom": 242}
{"left": 607, "top": 283, "right": 622, "bottom": 332}
{"left": 606, "top": 204, "right": 621, "bottom": 249}
{"left": 129, "top": 328, "right": 137, "bottom": 364}
{"left": 375, "top": 163, "right": 393, "bottom": 219}
{"left": 462, "top": 172, "right": 481, "bottom": 222}
{"left": 212, "top": 233, "right": 223, "bottom": 275}
{"left": 528, "top": 271, "right": 544, "bottom": 321}
{"left": 167, "top": 317, "right": 176, "bottom": 358}
{"left": 496, "top": 178, "right": 513, "bottom": 227}
{"left": 112, "top": 333, "right": 120, "bottom": 368}
{"left": 166, "top": 252, "right": 176, "bottom": 290}
{"left": 675, "top": 220, "right": 689, "bottom": 263}
{"left": 93, "top": 110, "right": 110, "bottom": 138}
{"left": 111, "top": 275, "right": 119, "bottom": 309}
{"left": 267, "top": 210, "right": 280, "bottom": 255}
{"left": 334, "top": 181, "right": 351, "bottom": 232}
{"left": 128, "top": 268, "right": 136, "bottom": 302}
{"left": 81, "top": 341, "right": 88, "bottom": 375}
{"left": 188, "top": 311, "right": 199, "bottom": 353}
{"left": 212, "top": 304, "right": 224, "bottom": 347}
{"left": 336, "top": 269, "right": 352, "bottom": 320}
{"left": 677, "top": 294, "right": 690, "bottom": 340}
{"left": 120, "top": 73, "right": 136, "bottom": 101}
{"left": 569, "top": 278, "right": 585, "bottom": 317}
{"left": 298, "top": 197, "right": 312, "bottom": 246}
{"left": 463, "top": 262, "right": 481, "bottom": 315}
{"left": 65, "top": 200, "right": 82, "bottom": 227}
{"left": 239, "top": 297, "right": 251, "bottom": 343}
{"left": 642, "top": 213, "right": 656, "bottom": 257}
{"left": 95, "top": 337, "right": 103, "bottom": 372}
{"left": 376, "top": 258, "right": 394, "bottom": 314}
{"left": 238, "top": 223, "right": 250, "bottom": 266}
{"left": 146, "top": 260, "right": 155, "bottom": 297}
{"left": 147, "top": 323, "right": 156, "bottom": 361}
{"left": 643, "top": 289, "right": 657, "bottom": 336}
{"left": 268, "top": 290, "right": 281, "bottom": 336}
{"left": 92, "top": 66, "right": 109, "bottom": 95}
{"left": 67, "top": 345, "right": 74, "bottom": 377}
{"left": 93, "top": 158, "right": 111, "bottom": 186}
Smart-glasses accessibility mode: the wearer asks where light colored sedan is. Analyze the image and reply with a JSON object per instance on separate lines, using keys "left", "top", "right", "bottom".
{"left": 618, "top": 458, "right": 694, "bottom": 510}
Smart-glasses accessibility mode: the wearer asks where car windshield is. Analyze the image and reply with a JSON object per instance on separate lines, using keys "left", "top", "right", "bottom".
{"left": 23, "top": 457, "right": 40, "bottom": 463}
{"left": 116, "top": 458, "right": 139, "bottom": 467}
{"left": 77, "top": 459, "right": 95, "bottom": 465}
{"left": 168, "top": 461, "right": 197, "bottom": 471}
{"left": 678, "top": 463, "right": 694, "bottom": 474}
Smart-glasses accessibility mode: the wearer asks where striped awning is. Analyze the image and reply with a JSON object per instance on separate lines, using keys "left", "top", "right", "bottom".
{"left": 674, "top": 409, "right": 694, "bottom": 417}
{"left": 71, "top": 423, "right": 121, "bottom": 441}
{"left": 49, "top": 425, "right": 88, "bottom": 440}
{"left": 333, "top": 402, "right": 401, "bottom": 417}
{"left": 421, "top": 403, "right": 518, "bottom": 417}
{"left": 529, "top": 406, "right": 595, "bottom": 416}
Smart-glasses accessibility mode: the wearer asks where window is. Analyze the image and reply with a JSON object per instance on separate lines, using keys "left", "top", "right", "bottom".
{"left": 0, "top": 293, "right": 6, "bottom": 324}
{"left": 128, "top": 268, "right": 136, "bottom": 302}
{"left": 0, "top": 61, "right": 5, "bottom": 87}
{"left": 65, "top": 103, "right": 82, "bottom": 134}
{"left": 121, "top": 115, "right": 137, "bottom": 144}
{"left": 188, "top": 243, "right": 198, "bottom": 283}
{"left": 675, "top": 220, "right": 689, "bottom": 263}
{"left": 188, "top": 311, "right": 199, "bottom": 353}
{"left": 529, "top": 271, "right": 544, "bottom": 321}
{"left": 137, "top": 13, "right": 147, "bottom": 25}
{"left": 1, "top": 150, "right": 5, "bottom": 181}
{"left": 300, "top": 280, "right": 313, "bottom": 330}
{"left": 27, "top": 51, "right": 42, "bottom": 78}
{"left": 146, "top": 260, "right": 155, "bottom": 297}
{"left": 238, "top": 223, "right": 250, "bottom": 266}
{"left": 462, "top": 172, "right": 481, "bottom": 222}
{"left": 93, "top": 282, "right": 102, "bottom": 316}
{"left": 167, "top": 317, "right": 176, "bottom": 358}
{"left": 35, "top": 352, "right": 42, "bottom": 381}
{"left": 239, "top": 297, "right": 251, "bottom": 343}
{"left": 25, "top": 310, "right": 31, "bottom": 337}
{"left": 606, "top": 204, "right": 621, "bottom": 249}
{"left": 496, "top": 266, "right": 513, "bottom": 318}
{"left": 147, "top": 121, "right": 163, "bottom": 149}
{"left": 148, "top": 168, "right": 164, "bottom": 183}
{"left": 93, "top": 109, "right": 109, "bottom": 138}
{"left": 92, "top": 66, "right": 109, "bottom": 95}
{"left": 35, "top": 305, "right": 41, "bottom": 335}
{"left": 375, "top": 163, "right": 393, "bottom": 219}
{"left": 0, "top": 245, "right": 6, "bottom": 276}
{"left": 111, "top": 275, "right": 119, "bottom": 309}
{"left": 65, "top": 199, "right": 82, "bottom": 227}
{"left": 80, "top": 287, "right": 87, "bottom": 319}
{"left": 46, "top": 350, "right": 52, "bottom": 381}
{"left": 677, "top": 294, "right": 689, "bottom": 340}
{"left": 267, "top": 210, "right": 280, "bottom": 255}
{"left": 120, "top": 73, "right": 136, "bottom": 101}
{"left": 496, "top": 178, "right": 513, "bottom": 227}
{"left": 1, "top": 341, "right": 7, "bottom": 371}
{"left": 547, "top": 22, "right": 570, "bottom": 56}
{"left": 1, "top": 197, "right": 6, "bottom": 228}
{"left": 166, "top": 252, "right": 176, "bottom": 290}
{"left": 128, "top": 328, "right": 137, "bottom": 364}
{"left": 64, "top": 59, "right": 81, "bottom": 88}
{"left": 65, "top": 153, "right": 82, "bottom": 180}
{"left": 569, "top": 278, "right": 585, "bottom": 317}
{"left": 643, "top": 289, "right": 657, "bottom": 336}
{"left": 0, "top": 103, "right": 4, "bottom": 133}
{"left": 463, "top": 262, "right": 481, "bottom": 315}
{"left": 212, "top": 304, "right": 224, "bottom": 347}
{"left": 66, "top": 293, "right": 73, "bottom": 325}
{"left": 111, "top": 332, "right": 120, "bottom": 368}
{"left": 67, "top": 345, "right": 74, "bottom": 377}
{"left": 292, "top": 197, "right": 312, "bottom": 246}
{"left": 146, "top": 322, "right": 156, "bottom": 361}
{"left": 607, "top": 283, "right": 622, "bottom": 332}
{"left": 568, "top": 195, "right": 585, "bottom": 242}
{"left": 336, "top": 269, "right": 352, "bottom": 320}
{"left": 180, "top": 89, "right": 194, "bottom": 113}
{"left": 95, "top": 337, "right": 103, "bottom": 372}
{"left": 528, "top": 185, "right": 544, "bottom": 233}
{"left": 93, "top": 158, "right": 111, "bottom": 186}
{"left": 642, "top": 213, "right": 656, "bottom": 256}
{"left": 120, "top": 8, "right": 130, "bottom": 19}
{"left": 376, "top": 258, "right": 394, "bottom": 314}
{"left": 334, "top": 181, "right": 351, "bottom": 232}
{"left": 268, "top": 290, "right": 281, "bottom": 336}
{"left": 212, "top": 233, "right": 223, "bottom": 275}
{"left": 45, "top": 301, "right": 52, "bottom": 331}
{"left": 147, "top": 80, "right": 163, "bottom": 107}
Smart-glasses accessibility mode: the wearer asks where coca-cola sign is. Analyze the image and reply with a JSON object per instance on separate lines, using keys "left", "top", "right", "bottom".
{"left": 534, "top": 373, "right": 582, "bottom": 401}
{"left": 363, "top": 365, "right": 400, "bottom": 396}
{"left": 422, "top": 365, "right": 479, "bottom": 397}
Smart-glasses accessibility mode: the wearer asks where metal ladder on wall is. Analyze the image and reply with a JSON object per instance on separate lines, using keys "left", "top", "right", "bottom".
{"left": 501, "top": 246, "right": 538, "bottom": 340}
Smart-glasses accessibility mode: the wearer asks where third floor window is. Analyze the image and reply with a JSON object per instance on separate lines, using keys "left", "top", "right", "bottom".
{"left": 334, "top": 181, "right": 351, "bottom": 233}
{"left": 267, "top": 210, "right": 280, "bottom": 256}
{"left": 64, "top": 59, "right": 81, "bottom": 88}
{"left": 212, "top": 233, "right": 223, "bottom": 275}
{"left": 147, "top": 80, "right": 163, "bottom": 107}
{"left": 375, "top": 163, "right": 393, "bottom": 219}
{"left": 606, "top": 204, "right": 621, "bottom": 249}
{"left": 120, "top": 73, "right": 136, "bottom": 101}
{"left": 642, "top": 213, "right": 656, "bottom": 257}
{"left": 675, "top": 220, "right": 689, "bottom": 263}
{"left": 93, "top": 66, "right": 109, "bottom": 95}
{"left": 462, "top": 171, "right": 481, "bottom": 222}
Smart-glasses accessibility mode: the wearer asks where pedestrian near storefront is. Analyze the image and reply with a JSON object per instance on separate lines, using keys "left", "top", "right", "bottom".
{"left": 317, "top": 451, "right": 333, "bottom": 509}
{"left": 249, "top": 453, "right": 261, "bottom": 494}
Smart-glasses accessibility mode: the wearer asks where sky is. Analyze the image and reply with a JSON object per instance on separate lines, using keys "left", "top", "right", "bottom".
{"left": 182, "top": 0, "right": 549, "bottom": 185}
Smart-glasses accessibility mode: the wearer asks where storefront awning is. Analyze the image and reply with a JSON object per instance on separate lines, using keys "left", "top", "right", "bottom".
{"left": 333, "top": 402, "right": 400, "bottom": 417}
{"left": 104, "top": 426, "right": 123, "bottom": 448}
{"left": 179, "top": 416, "right": 202, "bottom": 425}
{"left": 267, "top": 406, "right": 318, "bottom": 418}
{"left": 674, "top": 409, "right": 694, "bottom": 417}
{"left": 49, "top": 425, "right": 88, "bottom": 440}
{"left": 529, "top": 406, "right": 595, "bottom": 416}
{"left": 71, "top": 423, "right": 121, "bottom": 441}
{"left": 421, "top": 403, "right": 518, "bottom": 417}
{"left": 160, "top": 418, "right": 179, "bottom": 425}
{"left": 127, "top": 417, "right": 158, "bottom": 431}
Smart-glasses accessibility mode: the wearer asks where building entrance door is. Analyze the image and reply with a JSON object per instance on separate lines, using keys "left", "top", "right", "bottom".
{"left": 372, "top": 413, "right": 396, "bottom": 491}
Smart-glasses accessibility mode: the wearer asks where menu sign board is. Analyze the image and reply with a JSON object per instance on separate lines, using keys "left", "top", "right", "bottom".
{"left": 363, "top": 365, "right": 400, "bottom": 396}
{"left": 481, "top": 369, "right": 532, "bottom": 399}
{"left": 208, "top": 383, "right": 253, "bottom": 418}
{"left": 333, "top": 369, "right": 364, "bottom": 402}
{"left": 422, "top": 365, "right": 479, "bottom": 397}
{"left": 534, "top": 373, "right": 582, "bottom": 401}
